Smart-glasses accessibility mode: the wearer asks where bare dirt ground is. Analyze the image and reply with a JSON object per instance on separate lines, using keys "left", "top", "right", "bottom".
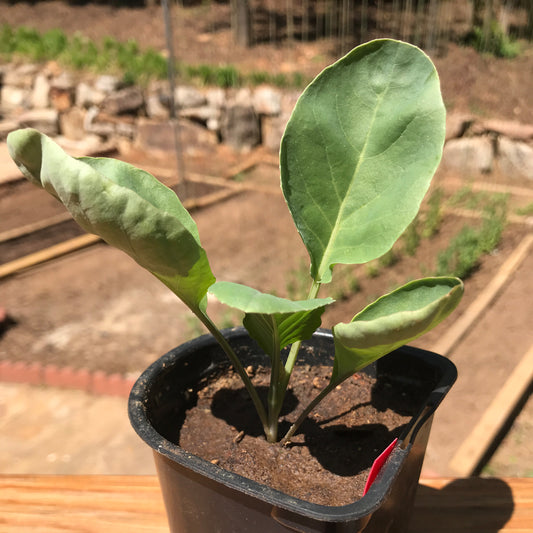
{"left": 1, "top": 1, "right": 532, "bottom": 478}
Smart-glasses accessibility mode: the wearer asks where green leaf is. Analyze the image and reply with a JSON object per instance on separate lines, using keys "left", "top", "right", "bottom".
{"left": 280, "top": 39, "right": 446, "bottom": 283}
{"left": 332, "top": 277, "right": 463, "bottom": 382}
{"left": 7, "top": 128, "right": 214, "bottom": 311}
{"left": 209, "top": 281, "right": 332, "bottom": 357}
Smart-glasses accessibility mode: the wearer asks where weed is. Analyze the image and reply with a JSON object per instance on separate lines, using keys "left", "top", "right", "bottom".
{"left": 435, "top": 200, "right": 508, "bottom": 279}
{"left": 448, "top": 185, "right": 509, "bottom": 215}
{"left": 515, "top": 202, "right": 533, "bottom": 216}
{"left": 248, "top": 70, "right": 270, "bottom": 85}
{"left": 464, "top": 22, "right": 520, "bottom": 58}
{"left": 330, "top": 266, "right": 361, "bottom": 301}
{"left": 379, "top": 249, "right": 399, "bottom": 268}
{"left": 403, "top": 219, "right": 421, "bottom": 256}
{"left": 448, "top": 184, "right": 474, "bottom": 207}
{"left": 348, "top": 275, "right": 361, "bottom": 294}
{"left": 366, "top": 262, "right": 380, "bottom": 278}
{"left": 217, "top": 309, "right": 243, "bottom": 330}
{"left": 422, "top": 188, "right": 443, "bottom": 238}
{"left": 286, "top": 260, "right": 310, "bottom": 300}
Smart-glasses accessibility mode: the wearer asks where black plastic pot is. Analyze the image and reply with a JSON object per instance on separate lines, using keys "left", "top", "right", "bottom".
{"left": 129, "top": 328, "right": 457, "bottom": 533}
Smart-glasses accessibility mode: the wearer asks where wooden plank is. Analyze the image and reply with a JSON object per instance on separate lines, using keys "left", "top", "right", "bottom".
{"left": 432, "top": 233, "right": 533, "bottom": 356}
{"left": 449, "top": 342, "right": 533, "bottom": 477}
{"left": 411, "top": 477, "right": 533, "bottom": 532}
{"left": 0, "top": 475, "right": 167, "bottom": 533}
{"left": 0, "top": 234, "right": 100, "bottom": 279}
{"left": 1, "top": 475, "right": 531, "bottom": 532}
{"left": 0, "top": 212, "right": 72, "bottom": 244}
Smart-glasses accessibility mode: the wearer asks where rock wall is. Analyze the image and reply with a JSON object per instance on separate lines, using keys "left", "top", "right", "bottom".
{"left": 1, "top": 61, "right": 532, "bottom": 179}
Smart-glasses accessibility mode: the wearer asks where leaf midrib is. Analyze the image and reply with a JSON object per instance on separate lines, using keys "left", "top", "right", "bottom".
{"left": 316, "top": 50, "right": 398, "bottom": 280}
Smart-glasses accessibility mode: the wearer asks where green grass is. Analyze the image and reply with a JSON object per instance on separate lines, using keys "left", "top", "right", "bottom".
{"left": 435, "top": 200, "right": 508, "bottom": 279}
{"left": 464, "top": 22, "right": 521, "bottom": 59}
{"left": 448, "top": 185, "right": 509, "bottom": 213}
{"left": 402, "top": 219, "right": 421, "bottom": 256}
{"left": 422, "top": 188, "right": 444, "bottom": 238}
{"left": 0, "top": 24, "right": 308, "bottom": 89}
{"left": 515, "top": 202, "right": 533, "bottom": 216}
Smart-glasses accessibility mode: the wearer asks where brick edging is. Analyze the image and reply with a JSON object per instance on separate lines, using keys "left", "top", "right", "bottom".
{"left": 0, "top": 360, "right": 136, "bottom": 398}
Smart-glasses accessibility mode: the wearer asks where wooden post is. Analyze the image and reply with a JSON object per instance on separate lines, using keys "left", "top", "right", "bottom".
{"left": 232, "top": 0, "right": 253, "bottom": 47}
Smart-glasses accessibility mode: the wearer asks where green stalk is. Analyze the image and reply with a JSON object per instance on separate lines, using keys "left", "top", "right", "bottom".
{"left": 266, "top": 316, "right": 282, "bottom": 442}
{"left": 260, "top": 278, "right": 323, "bottom": 442}
{"left": 283, "top": 279, "right": 322, "bottom": 379}
{"left": 192, "top": 308, "right": 269, "bottom": 433}
{"left": 281, "top": 380, "right": 338, "bottom": 445}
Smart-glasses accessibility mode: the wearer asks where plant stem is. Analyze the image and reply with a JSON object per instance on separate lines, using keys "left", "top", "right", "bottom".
{"left": 281, "top": 380, "right": 338, "bottom": 444}
{"left": 193, "top": 309, "right": 269, "bottom": 433}
{"left": 283, "top": 279, "right": 322, "bottom": 378}
{"left": 260, "top": 278, "right": 323, "bottom": 442}
{"left": 266, "top": 316, "right": 282, "bottom": 442}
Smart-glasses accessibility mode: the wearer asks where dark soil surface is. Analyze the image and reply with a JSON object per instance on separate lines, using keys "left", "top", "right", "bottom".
{"left": 180, "top": 362, "right": 431, "bottom": 505}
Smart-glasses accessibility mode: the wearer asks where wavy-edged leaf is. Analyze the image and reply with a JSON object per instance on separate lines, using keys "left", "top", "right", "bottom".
{"left": 332, "top": 277, "right": 463, "bottom": 382}
{"left": 281, "top": 39, "right": 446, "bottom": 283}
{"left": 7, "top": 128, "right": 214, "bottom": 311}
{"left": 209, "top": 281, "right": 333, "bottom": 357}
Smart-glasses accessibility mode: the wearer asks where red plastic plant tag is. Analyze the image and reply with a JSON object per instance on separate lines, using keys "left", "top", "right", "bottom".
{"left": 363, "top": 438, "right": 398, "bottom": 496}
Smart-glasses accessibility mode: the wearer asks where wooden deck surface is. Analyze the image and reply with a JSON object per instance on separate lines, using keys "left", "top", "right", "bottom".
{"left": 0, "top": 475, "right": 531, "bottom": 532}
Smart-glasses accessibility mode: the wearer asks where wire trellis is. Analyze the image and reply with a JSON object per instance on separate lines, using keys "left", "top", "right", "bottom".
{"left": 224, "top": 0, "right": 532, "bottom": 54}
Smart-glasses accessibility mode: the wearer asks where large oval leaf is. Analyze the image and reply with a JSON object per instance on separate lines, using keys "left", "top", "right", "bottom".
{"left": 209, "top": 281, "right": 333, "bottom": 357}
{"left": 332, "top": 277, "right": 463, "bottom": 382}
{"left": 7, "top": 128, "right": 214, "bottom": 310}
{"left": 281, "top": 39, "right": 446, "bottom": 283}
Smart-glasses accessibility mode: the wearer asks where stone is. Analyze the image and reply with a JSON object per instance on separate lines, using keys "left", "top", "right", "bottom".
{"left": 205, "top": 87, "right": 226, "bottom": 109}
{"left": 179, "top": 119, "right": 219, "bottom": 155}
{"left": 135, "top": 118, "right": 217, "bottom": 156}
{"left": 261, "top": 91, "right": 299, "bottom": 151}
{"left": 179, "top": 105, "right": 221, "bottom": 125}
{"left": 441, "top": 137, "right": 494, "bottom": 174}
{"left": 220, "top": 104, "right": 260, "bottom": 151}
{"left": 261, "top": 114, "right": 287, "bottom": 152}
{"left": 3, "top": 64, "right": 39, "bottom": 88}
{"left": 481, "top": 120, "right": 533, "bottom": 141}
{"left": 76, "top": 82, "right": 106, "bottom": 108}
{"left": 114, "top": 119, "right": 136, "bottom": 139}
{"left": 0, "top": 120, "right": 20, "bottom": 142}
{"left": 445, "top": 113, "right": 474, "bottom": 141}
{"left": 94, "top": 75, "right": 121, "bottom": 94}
{"left": 84, "top": 109, "right": 136, "bottom": 139}
{"left": 102, "top": 87, "right": 144, "bottom": 115}
{"left": 145, "top": 81, "right": 170, "bottom": 119}
{"left": 497, "top": 137, "right": 533, "bottom": 179}
{"left": 253, "top": 86, "right": 281, "bottom": 116}
{"left": 51, "top": 72, "right": 75, "bottom": 91}
{"left": 145, "top": 93, "right": 169, "bottom": 120}
{"left": 31, "top": 73, "right": 50, "bottom": 109}
{"left": 1, "top": 86, "right": 30, "bottom": 111}
{"left": 59, "top": 107, "right": 86, "bottom": 140}
{"left": 84, "top": 106, "right": 115, "bottom": 137}
{"left": 18, "top": 109, "right": 59, "bottom": 136}
{"left": 174, "top": 86, "right": 207, "bottom": 109}
{"left": 49, "top": 87, "right": 73, "bottom": 112}
{"left": 55, "top": 134, "right": 116, "bottom": 157}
